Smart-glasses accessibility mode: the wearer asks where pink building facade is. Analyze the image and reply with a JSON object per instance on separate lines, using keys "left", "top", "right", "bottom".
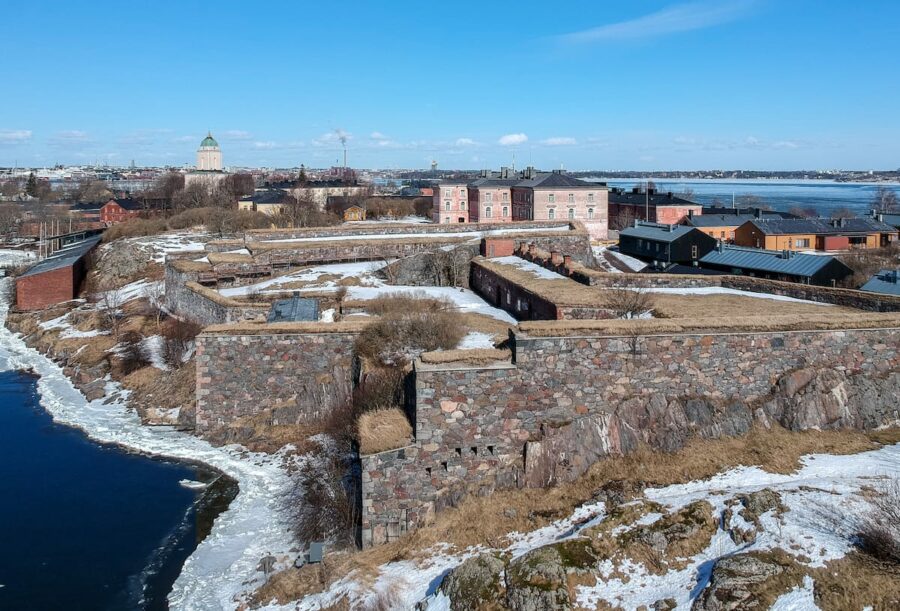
{"left": 432, "top": 181, "right": 469, "bottom": 224}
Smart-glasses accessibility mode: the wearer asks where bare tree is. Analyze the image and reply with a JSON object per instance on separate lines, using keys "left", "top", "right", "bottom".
{"left": 830, "top": 207, "right": 857, "bottom": 219}
{"left": 0, "top": 203, "right": 21, "bottom": 236}
{"left": 143, "top": 282, "right": 166, "bottom": 330}
{"left": 873, "top": 186, "right": 899, "bottom": 212}
{"left": 98, "top": 284, "right": 125, "bottom": 339}
{"left": 603, "top": 287, "right": 654, "bottom": 319}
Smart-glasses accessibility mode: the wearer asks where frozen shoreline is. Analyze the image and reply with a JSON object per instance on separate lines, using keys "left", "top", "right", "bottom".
{"left": 0, "top": 273, "right": 297, "bottom": 610}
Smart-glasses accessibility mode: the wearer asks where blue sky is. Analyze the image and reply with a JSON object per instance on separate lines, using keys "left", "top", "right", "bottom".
{"left": 2, "top": 0, "right": 900, "bottom": 170}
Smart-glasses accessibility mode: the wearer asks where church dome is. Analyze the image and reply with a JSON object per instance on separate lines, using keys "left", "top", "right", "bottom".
{"left": 200, "top": 133, "right": 219, "bottom": 148}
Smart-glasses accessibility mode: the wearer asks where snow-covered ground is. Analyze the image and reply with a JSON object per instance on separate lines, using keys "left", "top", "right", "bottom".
{"left": 0, "top": 267, "right": 298, "bottom": 611}
{"left": 593, "top": 245, "right": 648, "bottom": 272}
{"left": 645, "top": 286, "right": 834, "bottom": 306}
{"left": 284, "top": 442, "right": 899, "bottom": 610}
{"left": 490, "top": 256, "right": 565, "bottom": 280}
{"left": 345, "top": 216, "right": 432, "bottom": 225}
{"left": 261, "top": 225, "right": 570, "bottom": 244}
{"left": 346, "top": 286, "right": 517, "bottom": 324}
{"left": 123, "top": 231, "right": 209, "bottom": 263}
{"left": 456, "top": 331, "right": 496, "bottom": 349}
{"left": 219, "top": 261, "right": 387, "bottom": 297}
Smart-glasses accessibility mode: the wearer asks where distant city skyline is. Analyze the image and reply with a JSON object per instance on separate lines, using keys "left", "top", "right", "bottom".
{"left": 2, "top": 0, "right": 900, "bottom": 170}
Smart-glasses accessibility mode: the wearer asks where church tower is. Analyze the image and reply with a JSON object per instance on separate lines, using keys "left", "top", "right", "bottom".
{"left": 197, "top": 132, "right": 223, "bottom": 171}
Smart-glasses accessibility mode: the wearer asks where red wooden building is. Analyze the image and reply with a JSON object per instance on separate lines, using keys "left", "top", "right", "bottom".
{"left": 100, "top": 197, "right": 145, "bottom": 224}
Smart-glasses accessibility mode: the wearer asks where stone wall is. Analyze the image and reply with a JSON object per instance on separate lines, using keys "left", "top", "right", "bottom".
{"left": 194, "top": 324, "right": 362, "bottom": 437}
{"left": 245, "top": 220, "right": 575, "bottom": 242}
{"left": 359, "top": 325, "right": 900, "bottom": 546}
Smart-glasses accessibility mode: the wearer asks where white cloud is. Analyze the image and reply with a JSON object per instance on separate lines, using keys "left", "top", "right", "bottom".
{"left": 498, "top": 133, "right": 528, "bottom": 146}
{"left": 173, "top": 135, "right": 196, "bottom": 143}
{"left": 55, "top": 130, "right": 90, "bottom": 141}
{"left": 370, "top": 131, "right": 388, "bottom": 140}
{"left": 313, "top": 129, "right": 352, "bottom": 147}
{"left": 455, "top": 138, "right": 477, "bottom": 147}
{"left": 0, "top": 129, "right": 32, "bottom": 144}
{"left": 541, "top": 137, "right": 577, "bottom": 146}
{"left": 559, "top": 0, "right": 756, "bottom": 44}
{"left": 222, "top": 130, "right": 252, "bottom": 140}
{"left": 773, "top": 140, "right": 800, "bottom": 149}
{"left": 252, "top": 141, "right": 277, "bottom": 149}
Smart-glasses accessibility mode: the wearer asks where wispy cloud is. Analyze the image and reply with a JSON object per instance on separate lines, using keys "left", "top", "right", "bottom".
{"left": 558, "top": 0, "right": 755, "bottom": 44}
{"left": 0, "top": 129, "right": 32, "bottom": 144}
{"left": 498, "top": 133, "right": 528, "bottom": 146}
{"left": 455, "top": 137, "right": 477, "bottom": 147}
{"left": 672, "top": 134, "right": 805, "bottom": 151}
{"left": 370, "top": 131, "right": 388, "bottom": 140}
{"left": 54, "top": 130, "right": 91, "bottom": 142}
{"left": 222, "top": 130, "right": 253, "bottom": 141}
{"left": 313, "top": 129, "right": 351, "bottom": 148}
{"left": 541, "top": 137, "right": 577, "bottom": 146}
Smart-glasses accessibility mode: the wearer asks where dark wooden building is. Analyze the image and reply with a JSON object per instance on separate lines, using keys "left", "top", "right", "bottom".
{"left": 618, "top": 221, "right": 718, "bottom": 266}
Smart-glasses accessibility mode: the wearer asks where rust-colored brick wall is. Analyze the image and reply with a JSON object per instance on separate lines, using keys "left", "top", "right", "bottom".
{"left": 481, "top": 238, "right": 515, "bottom": 258}
{"left": 15, "top": 265, "right": 77, "bottom": 310}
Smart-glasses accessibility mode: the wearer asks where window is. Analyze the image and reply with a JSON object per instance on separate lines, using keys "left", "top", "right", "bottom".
{"left": 795, "top": 238, "right": 810, "bottom": 248}
{"left": 568, "top": 193, "right": 574, "bottom": 203}
{"left": 444, "top": 201, "right": 450, "bottom": 211}
{"left": 721, "top": 231, "right": 725, "bottom": 238}
{"left": 460, "top": 189, "right": 465, "bottom": 197}
{"left": 444, "top": 217, "right": 450, "bottom": 223}
{"left": 485, "top": 206, "right": 493, "bottom": 218}
{"left": 691, "top": 245, "right": 698, "bottom": 258}
{"left": 548, "top": 193, "right": 555, "bottom": 203}
{"left": 502, "top": 192, "right": 508, "bottom": 202}
{"left": 588, "top": 193, "right": 595, "bottom": 203}
{"left": 568, "top": 208, "right": 575, "bottom": 220}
{"left": 588, "top": 208, "right": 594, "bottom": 219}
{"left": 548, "top": 208, "right": 555, "bottom": 220}
{"left": 485, "top": 193, "right": 493, "bottom": 202}
{"left": 460, "top": 201, "right": 465, "bottom": 210}
{"left": 502, "top": 206, "right": 508, "bottom": 217}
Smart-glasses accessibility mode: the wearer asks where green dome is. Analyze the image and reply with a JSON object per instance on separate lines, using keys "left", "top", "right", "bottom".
{"left": 200, "top": 133, "right": 218, "bottom": 148}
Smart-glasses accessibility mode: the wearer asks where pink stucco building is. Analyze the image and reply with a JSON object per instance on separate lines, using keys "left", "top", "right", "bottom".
{"left": 433, "top": 167, "right": 609, "bottom": 239}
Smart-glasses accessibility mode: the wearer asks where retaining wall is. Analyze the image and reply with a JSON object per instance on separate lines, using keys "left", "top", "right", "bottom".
{"left": 245, "top": 220, "right": 576, "bottom": 242}
{"left": 360, "top": 325, "right": 900, "bottom": 546}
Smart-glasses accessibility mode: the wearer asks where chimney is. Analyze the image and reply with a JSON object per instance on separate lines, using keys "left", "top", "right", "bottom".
{"left": 550, "top": 251, "right": 563, "bottom": 265}
{"left": 563, "top": 254, "right": 572, "bottom": 267}
{"left": 891, "top": 270, "right": 899, "bottom": 283}
{"left": 528, "top": 242, "right": 536, "bottom": 255}
{"left": 717, "top": 240, "right": 724, "bottom": 252}
{"left": 688, "top": 209, "right": 695, "bottom": 218}
{"left": 500, "top": 166, "right": 509, "bottom": 179}
{"left": 755, "top": 208, "right": 762, "bottom": 219}
{"left": 632, "top": 187, "right": 640, "bottom": 194}
{"left": 633, "top": 219, "right": 640, "bottom": 228}
{"left": 667, "top": 191, "right": 673, "bottom": 198}
{"left": 782, "top": 249, "right": 789, "bottom": 259}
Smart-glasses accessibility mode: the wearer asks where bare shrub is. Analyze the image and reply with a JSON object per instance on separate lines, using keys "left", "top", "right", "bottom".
{"left": 353, "top": 367, "right": 405, "bottom": 413}
{"left": 161, "top": 318, "right": 202, "bottom": 369}
{"left": 603, "top": 287, "right": 654, "bottom": 319}
{"left": 357, "top": 408, "right": 412, "bottom": 454}
{"left": 142, "top": 282, "right": 166, "bottom": 330}
{"left": 355, "top": 310, "right": 464, "bottom": 366}
{"left": 117, "top": 330, "right": 149, "bottom": 375}
{"left": 98, "top": 284, "right": 125, "bottom": 338}
{"left": 362, "top": 292, "right": 455, "bottom": 317}
{"left": 856, "top": 478, "right": 900, "bottom": 564}
{"left": 292, "top": 451, "right": 359, "bottom": 548}
{"left": 838, "top": 244, "right": 900, "bottom": 288}
{"left": 102, "top": 218, "right": 168, "bottom": 242}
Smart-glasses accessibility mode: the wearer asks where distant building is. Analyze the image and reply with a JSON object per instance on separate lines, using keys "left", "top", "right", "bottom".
{"left": 699, "top": 243, "right": 853, "bottom": 286}
{"left": 860, "top": 269, "right": 900, "bottom": 296}
{"left": 733, "top": 217, "right": 898, "bottom": 251}
{"left": 100, "top": 197, "right": 146, "bottom": 224}
{"left": 618, "top": 221, "right": 717, "bottom": 266}
{"left": 238, "top": 189, "right": 287, "bottom": 215}
{"left": 433, "top": 167, "right": 609, "bottom": 239}
{"left": 870, "top": 209, "right": 900, "bottom": 230}
{"left": 268, "top": 180, "right": 369, "bottom": 209}
{"left": 184, "top": 133, "right": 228, "bottom": 188}
{"left": 685, "top": 208, "right": 796, "bottom": 243}
{"left": 608, "top": 187, "right": 702, "bottom": 228}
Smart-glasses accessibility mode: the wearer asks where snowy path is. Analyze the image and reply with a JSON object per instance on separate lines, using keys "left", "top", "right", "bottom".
{"left": 0, "top": 270, "right": 297, "bottom": 611}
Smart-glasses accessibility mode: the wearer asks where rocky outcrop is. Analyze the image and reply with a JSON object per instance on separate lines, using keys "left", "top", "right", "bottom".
{"left": 434, "top": 553, "right": 507, "bottom": 611}
{"left": 723, "top": 489, "right": 786, "bottom": 545}
{"left": 692, "top": 551, "right": 801, "bottom": 611}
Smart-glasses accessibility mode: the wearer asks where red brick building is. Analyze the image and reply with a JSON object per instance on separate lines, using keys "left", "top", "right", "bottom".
{"left": 15, "top": 237, "right": 101, "bottom": 310}
{"left": 100, "top": 197, "right": 144, "bottom": 224}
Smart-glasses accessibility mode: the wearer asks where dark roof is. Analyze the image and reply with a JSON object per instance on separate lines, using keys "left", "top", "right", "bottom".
{"left": 652, "top": 263, "right": 728, "bottom": 276}
{"left": 513, "top": 172, "right": 598, "bottom": 189}
{"left": 268, "top": 179, "right": 359, "bottom": 190}
{"left": 106, "top": 197, "right": 142, "bottom": 211}
{"left": 871, "top": 211, "right": 900, "bottom": 228}
{"left": 619, "top": 221, "right": 701, "bottom": 243}
{"left": 609, "top": 188, "right": 699, "bottom": 207}
{"left": 267, "top": 294, "right": 319, "bottom": 323}
{"left": 702, "top": 206, "right": 798, "bottom": 219}
{"left": 860, "top": 269, "right": 900, "bottom": 296}
{"left": 699, "top": 244, "right": 844, "bottom": 278}
{"left": 741, "top": 217, "right": 898, "bottom": 236}
{"left": 69, "top": 201, "right": 102, "bottom": 212}
{"left": 243, "top": 189, "right": 285, "bottom": 204}
{"left": 18, "top": 236, "right": 101, "bottom": 279}
{"left": 326, "top": 195, "right": 367, "bottom": 212}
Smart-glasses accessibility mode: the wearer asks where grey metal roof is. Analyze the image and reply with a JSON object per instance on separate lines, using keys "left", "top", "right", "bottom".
{"left": 620, "top": 222, "right": 700, "bottom": 243}
{"left": 267, "top": 293, "right": 319, "bottom": 322}
{"left": 699, "top": 244, "right": 839, "bottom": 278}
{"left": 743, "top": 217, "right": 897, "bottom": 236}
{"left": 686, "top": 214, "right": 759, "bottom": 228}
{"left": 514, "top": 172, "right": 598, "bottom": 189}
{"left": 872, "top": 211, "right": 900, "bottom": 228}
{"left": 18, "top": 236, "right": 102, "bottom": 278}
{"left": 860, "top": 269, "right": 900, "bottom": 296}
{"left": 609, "top": 188, "right": 698, "bottom": 207}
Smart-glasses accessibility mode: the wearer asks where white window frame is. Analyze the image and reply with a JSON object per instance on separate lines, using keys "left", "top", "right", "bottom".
{"left": 568, "top": 193, "right": 574, "bottom": 203}
{"left": 548, "top": 193, "right": 555, "bottom": 204}
{"left": 484, "top": 205, "right": 493, "bottom": 218}
{"left": 548, "top": 208, "right": 555, "bottom": 220}
{"left": 588, "top": 208, "right": 594, "bottom": 219}
{"left": 568, "top": 207, "right": 575, "bottom": 220}
{"left": 502, "top": 206, "right": 508, "bottom": 217}
{"left": 444, "top": 201, "right": 450, "bottom": 211}
{"left": 588, "top": 193, "right": 594, "bottom": 203}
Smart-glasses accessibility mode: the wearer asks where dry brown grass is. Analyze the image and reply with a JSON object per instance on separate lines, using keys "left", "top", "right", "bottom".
{"left": 419, "top": 348, "right": 511, "bottom": 365}
{"left": 460, "top": 312, "right": 516, "bottom": 343}
{"left": 650, "top": 292, "right": 856, "bottom": 319}
{"left": 810, "top": 552, "right": 900, "bottom": 609}
{"left": 184, "top": 282, "right": 259, "bottom": 307}
{"left": 248, "top": 236, "right": 471, "bottom": 251}
{"left": 206, "top": 251, "right": 253, "bottom": 264}
{"left": 170, "top": 259, "right": 213, "bottom": 273}
{"left": 357, "top": 408, "right": 414, "bottom": 454}
{"left": 518, "top": 312, "right": 900, "bottom": 337}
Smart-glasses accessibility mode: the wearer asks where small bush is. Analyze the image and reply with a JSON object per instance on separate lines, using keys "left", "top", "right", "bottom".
{"left": 355, "top": 310, "right": 464, "bottom": 366}
{"left": 102, "top": 218, "right": 168, "bottom": 242}
{"left": 856, "top": 478, "right": 900, "bottom": 564}
{"left": 362, "top": 291, "right": 455, "bottom": 316}
{"left": 603, "top": 287, "right": 654, "bottom": 319}
{"left": 161, "top": 318, "right": 202, "bottom": 369}
{"left": 353, "top": 367, "right": 406, "bottom": 413}
{"left": 291, "top": 451, "right": 358, "bottom": 548}
{"left": 117, "top": 330, "right": 150, "bottom": 375}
